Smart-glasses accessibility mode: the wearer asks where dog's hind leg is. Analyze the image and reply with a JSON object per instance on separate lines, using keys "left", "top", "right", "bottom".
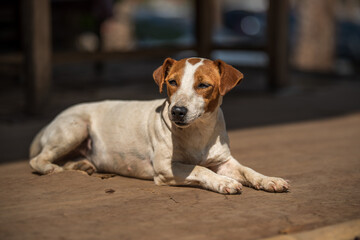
{"left": 29, "top": 115, "right": 89, "bottom": 175}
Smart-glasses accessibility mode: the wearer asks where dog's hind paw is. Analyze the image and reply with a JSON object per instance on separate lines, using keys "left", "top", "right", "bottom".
{"left": 44, "top": 164, "right": 64, "bottom": 175}
{"left": 64, "top": 159, "right": 96, "bottom": 175}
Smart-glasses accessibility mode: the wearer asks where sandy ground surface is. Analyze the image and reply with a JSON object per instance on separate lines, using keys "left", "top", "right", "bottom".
{"left": 1, "top": 113, "right": 359, "bottom": 240}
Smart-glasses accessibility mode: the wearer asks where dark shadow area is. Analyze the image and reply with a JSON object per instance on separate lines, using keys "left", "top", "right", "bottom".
{"left": 223, "top": 70, "right": 360, "bottom": 130}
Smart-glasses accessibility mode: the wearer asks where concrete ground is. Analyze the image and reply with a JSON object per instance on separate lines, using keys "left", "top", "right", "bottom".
{"left": 0, "top": 61, "right": 360, "bottom": 239}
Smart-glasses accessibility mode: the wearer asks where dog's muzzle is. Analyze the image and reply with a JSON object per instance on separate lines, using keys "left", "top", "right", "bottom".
{"left": 171, "top": 106, "right": 188, "bottom": 126}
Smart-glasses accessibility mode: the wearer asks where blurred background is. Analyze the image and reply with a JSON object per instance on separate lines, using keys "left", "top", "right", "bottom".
{"left": 0, "top": 0, "right": 359, "bottom": 162}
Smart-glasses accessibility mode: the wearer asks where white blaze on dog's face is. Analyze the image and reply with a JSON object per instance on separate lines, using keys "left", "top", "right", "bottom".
{"left": 153, "top": 57, "right": 243, "bottom": 127}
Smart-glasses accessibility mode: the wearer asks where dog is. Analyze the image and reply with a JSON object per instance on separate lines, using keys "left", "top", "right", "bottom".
{"left": 29, "top": 57, "right": 289, "bottom": 194}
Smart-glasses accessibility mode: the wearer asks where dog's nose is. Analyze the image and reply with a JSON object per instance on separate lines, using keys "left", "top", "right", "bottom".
{"left": 171, "top": 106, "right": 188, "bottom": 121}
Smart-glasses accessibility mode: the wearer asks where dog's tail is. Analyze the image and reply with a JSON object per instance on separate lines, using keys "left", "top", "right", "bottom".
{"left": 29, "top": 127, "right": 45, "bottom": 159}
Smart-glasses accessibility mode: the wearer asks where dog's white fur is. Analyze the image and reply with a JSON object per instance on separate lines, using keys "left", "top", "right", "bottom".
{"left": 29, "top": 58, "right": 289, "bottom": 194}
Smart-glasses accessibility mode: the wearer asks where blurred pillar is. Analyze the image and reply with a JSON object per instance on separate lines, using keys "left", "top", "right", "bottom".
{"left": 213, "top": 0, "right": 223, "bottom": 30}
{"left": 195, "top": 0, "right": 214, "bottom": 59}
{"left": 292, "top": 0, "right": 335, "bottom": 72}
{"left": 22, "top": 0, "right": 52, "bottom": 114}
{"left": 267, "top": 0, "right": 289, "bottom": 89}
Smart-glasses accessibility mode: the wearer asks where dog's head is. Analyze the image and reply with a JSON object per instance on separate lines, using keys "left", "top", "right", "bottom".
{"left": 153, "top": 57, "right": 243, "bottom": 128}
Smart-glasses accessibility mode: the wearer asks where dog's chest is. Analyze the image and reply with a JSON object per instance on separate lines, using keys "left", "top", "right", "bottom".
{"left": 172, "top": 131, "right": 230, "bottom": 166}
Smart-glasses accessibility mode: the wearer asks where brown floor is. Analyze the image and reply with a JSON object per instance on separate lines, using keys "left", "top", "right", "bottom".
{"left": 1, "top": 113, "right": 359, "bottom": 240}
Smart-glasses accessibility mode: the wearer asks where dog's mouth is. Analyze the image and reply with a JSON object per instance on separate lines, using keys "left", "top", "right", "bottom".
{"left": 174, "top": 121, "right": 189, "bottom": 127}
{"left": 170, "top": 113, "right": 203, "bottom": 128}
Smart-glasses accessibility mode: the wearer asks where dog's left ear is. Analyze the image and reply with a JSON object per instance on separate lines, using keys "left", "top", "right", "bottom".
{"left": 153, "top": 57, "right": 176, "bottom": 93}
{"left": 214, "top": 59, "right": 244, "bottom": 96}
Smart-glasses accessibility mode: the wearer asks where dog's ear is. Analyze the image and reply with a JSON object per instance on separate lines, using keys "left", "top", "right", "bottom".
{"left": 153, "top": 57, "right": 176, "bottom": 93}
{"left": 214, "top": 59, "right": 244, "bottom": 96}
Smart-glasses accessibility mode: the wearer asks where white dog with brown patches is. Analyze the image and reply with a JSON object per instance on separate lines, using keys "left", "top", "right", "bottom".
{"left": 29, "top": 57, "right": 289, "bottom": 194}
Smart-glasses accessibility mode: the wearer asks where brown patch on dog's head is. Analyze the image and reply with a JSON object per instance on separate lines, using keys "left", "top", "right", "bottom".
{"left": 187, "top": 58, "right": 202, "bottom": 65}
{"left": 164, "top": 58, "right": 187, "bottom": 99}
{"left": 153, "top": 57, "right": 176, "bottom": 93}
{"left": 192, "top": 59, "right": 222, "bottom": 113}
{"left": 214, "top": 59, "right": 243, "bottom": 96}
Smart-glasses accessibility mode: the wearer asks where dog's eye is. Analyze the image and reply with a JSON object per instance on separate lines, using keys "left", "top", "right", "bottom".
{"left": 198, "top": 83, "right": 211, "bottom": 89}
{"left": 168, "top": 79, "right": 177, "bottom": 86}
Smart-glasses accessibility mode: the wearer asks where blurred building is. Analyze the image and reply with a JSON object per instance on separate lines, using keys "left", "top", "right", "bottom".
{"left": 0, "top": 0, "right": 359, "bottom": 113}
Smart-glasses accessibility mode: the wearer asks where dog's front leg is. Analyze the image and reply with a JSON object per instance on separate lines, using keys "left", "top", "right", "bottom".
{"left": 154, "top": 161, "right": 242, "bottom": 194}
{"left": 214, "top": 157, "right": 289, "bottom": 193}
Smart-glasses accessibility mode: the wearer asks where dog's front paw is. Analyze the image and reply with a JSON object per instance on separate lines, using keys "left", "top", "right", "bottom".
{"left": 254, "top": 177, "right": 289, "bottom": 193}
{"left": 213, "top": 176, "right": 242, "bottom": 194}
